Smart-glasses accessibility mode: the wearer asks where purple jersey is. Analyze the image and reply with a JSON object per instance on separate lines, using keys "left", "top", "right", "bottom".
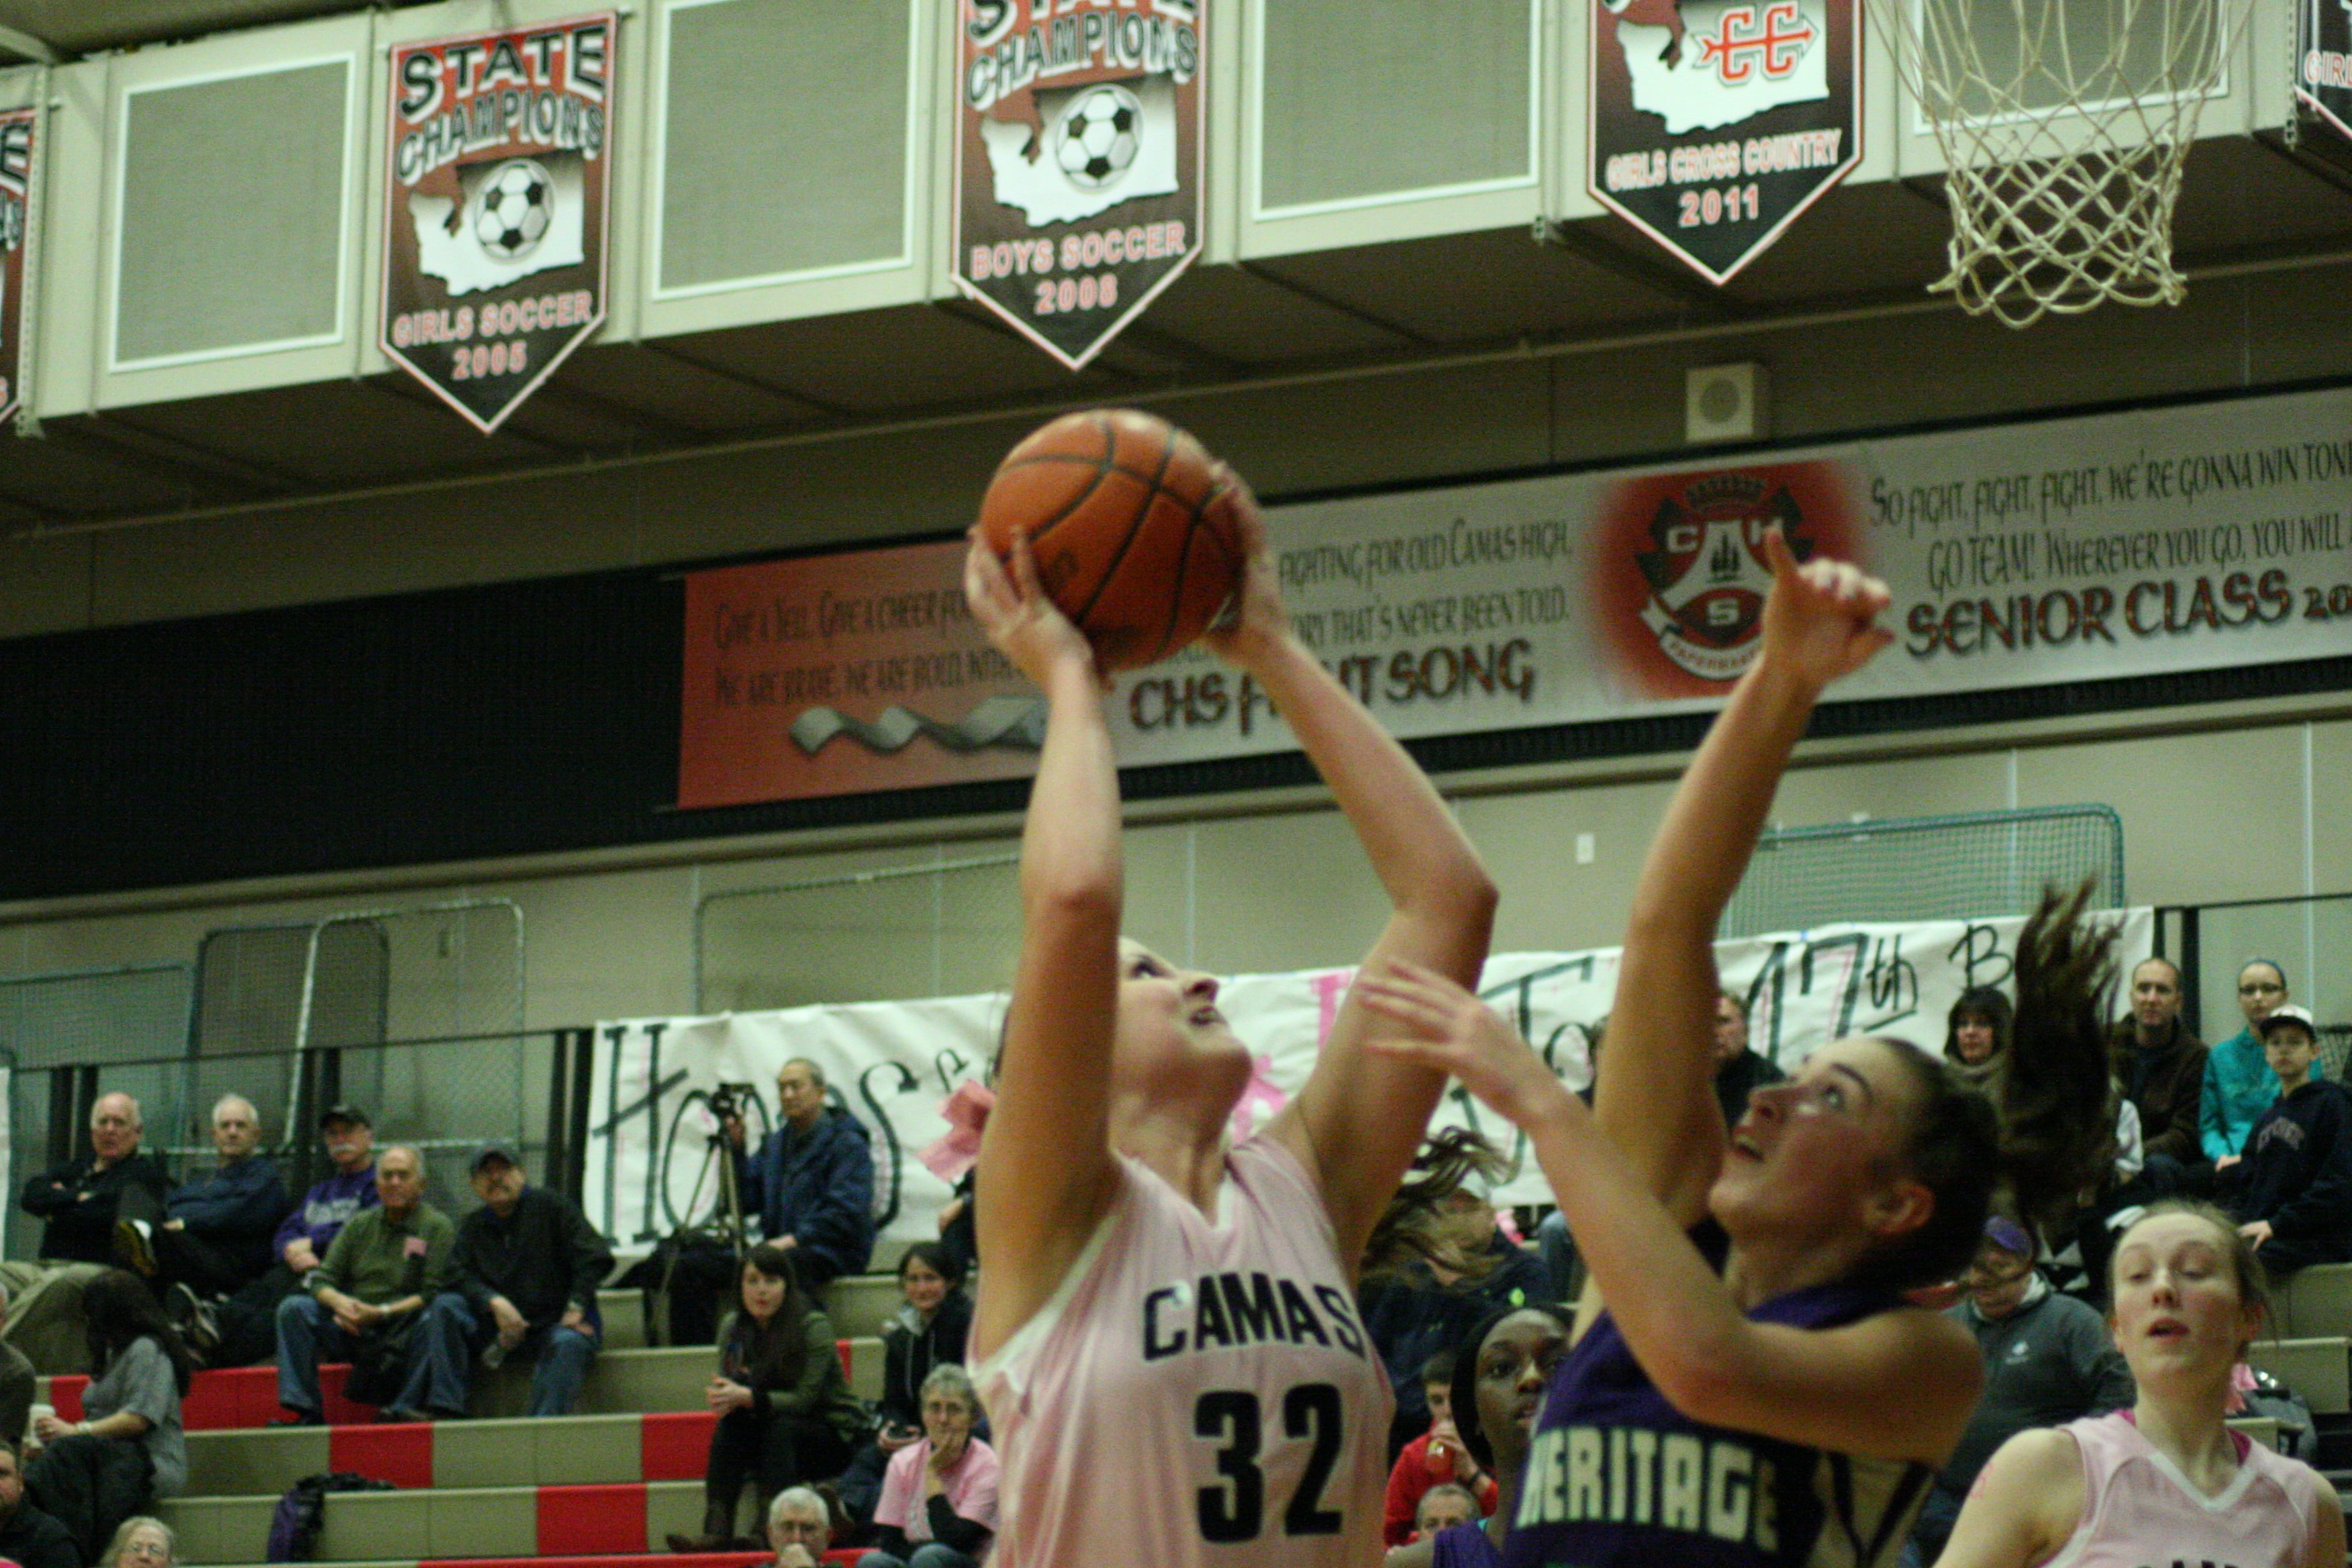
{"left": 1434, "top": 1520, "right": 1504, "bottom": 1568}
{"left": 1506, "top": 1224, "right": 1932, "bottom": 1568}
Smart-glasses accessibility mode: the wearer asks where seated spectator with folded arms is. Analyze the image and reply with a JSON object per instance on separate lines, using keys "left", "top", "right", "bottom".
{"left": 453, "top": 1144, "right": 613, "bottom": 1417}
{"left": 115, "top": 1094, "right": 287, "bottom": 1314}
{"left": 2220, "top": 1004, "right": 2352, "bottom": 1278}
{"left": 274, "top": 1146, "right": 465, "bottom": 1424}
{"left": 20, "top": 1096, "right": 170, "bottom": 1266}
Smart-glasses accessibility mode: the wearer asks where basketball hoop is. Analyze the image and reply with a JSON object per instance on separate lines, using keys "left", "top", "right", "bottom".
{"left": 1863, "top": 0, "right": 2256, "bottom": 328}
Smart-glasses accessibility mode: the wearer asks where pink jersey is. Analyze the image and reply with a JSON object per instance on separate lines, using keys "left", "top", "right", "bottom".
{"left": 2045, "top": 1411, "right": 2326, "bottom": 1568}
{"left": 974, "top": 1131, "right": 1393, "bottom": 1567}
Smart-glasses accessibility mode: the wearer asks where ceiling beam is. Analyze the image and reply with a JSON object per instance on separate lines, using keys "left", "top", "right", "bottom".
{"left": 0, "top": 23, "right": 58, "bottom": 64}
{"left": 83, "top": 410, "right": 310, "bottom": 491}
{"left": 1234, "top": 260, "right": 1435, "bottom": 346}
{"left": 34, "top": 422, "right": 271, "bottom": 507}
{"left": 636, "top": 340, "right": 852, "bottom": 421}
{"left": 1534, "top": 217, "right": 1741, "bottom": 313}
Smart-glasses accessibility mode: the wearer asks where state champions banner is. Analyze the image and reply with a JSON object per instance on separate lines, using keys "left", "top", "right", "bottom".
{"left": 677, "top": 384, "right": 2352, "bottom": 811}
{"left": 383, "top": 15, "right": 615, "bottom": 434}
{"left": 1588, "top": 0, "right": 1861, "bottom": 283}
{"left": 585, "top": 910, "right": 2153, "bottom": 1261}
{"left": 954, "top": 0, "right": 1204, "bottom": 370}
{"left": 0, "top": 107, "right": 36, "bottom": 425}
{"left": 2300, "top": 0, "right": 2352, "bottom": 145}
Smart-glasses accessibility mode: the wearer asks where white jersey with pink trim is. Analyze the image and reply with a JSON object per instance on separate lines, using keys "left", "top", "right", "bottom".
{"left": 2045, "top": 1411, "right": 2326, "bottom": 1568}
{"left": 974, "top": 1130, "right": 1393, "bottom": 1567}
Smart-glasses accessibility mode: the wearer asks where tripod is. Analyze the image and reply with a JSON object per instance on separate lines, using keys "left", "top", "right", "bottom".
{"left": 654, "top": 1108, "right": 756, "bottom": 1344}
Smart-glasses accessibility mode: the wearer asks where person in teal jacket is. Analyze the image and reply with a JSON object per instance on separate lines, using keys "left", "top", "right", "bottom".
{"left": 2202, "top": 959, "right": 2291, "bottom": 1164}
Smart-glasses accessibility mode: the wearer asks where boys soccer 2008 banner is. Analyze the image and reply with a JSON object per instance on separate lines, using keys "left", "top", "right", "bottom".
{"left": 0, "top": 108, "right": 36, "bottom": 425}
{"left": 953, "top": 0, "right": 1204, "bottom": 369}
{"left": 585, "top": 910, "right": 2154, "bottom": 1260}
{"left": 382, "top": 15, "right": 615, "bottom": 434}
{"left": 677, "top": 383, "right": 2352, "bottom": 810}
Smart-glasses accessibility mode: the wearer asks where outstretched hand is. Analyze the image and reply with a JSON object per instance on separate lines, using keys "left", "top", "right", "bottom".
{"left": 1759, "top": 527, "right": 1893, "bottom": 691}
{"left": 964, "top": 528, "right": 1101, "bottom": 690}
{"left": 1355, "top": 958, "right": 1573, "bottom": 1130}
{"left": 1198, "top": 464, "right": 1293, "bottom": 669}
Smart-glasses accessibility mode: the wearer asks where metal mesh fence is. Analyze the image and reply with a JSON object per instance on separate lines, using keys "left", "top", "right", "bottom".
{"left": 1721, "top": 804, "right": 2125, "bottom": 938}
{"left": 696, "top": 852, "right": 1022, "bottom": 1014}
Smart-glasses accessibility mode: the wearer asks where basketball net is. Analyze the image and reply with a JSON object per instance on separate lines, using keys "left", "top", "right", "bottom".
{"left": 1863, "top": 0, "right": 2255, "bottom": 328}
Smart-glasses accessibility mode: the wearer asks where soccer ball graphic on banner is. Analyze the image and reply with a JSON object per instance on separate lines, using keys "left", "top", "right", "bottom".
{"left": 474, "top": 158, "right": 554, "bottom": 261}
{"left": 1055, "top": 83, "right": 1142, "bottom": 189}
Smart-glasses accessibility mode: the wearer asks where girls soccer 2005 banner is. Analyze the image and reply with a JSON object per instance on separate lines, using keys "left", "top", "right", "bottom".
{"left": 0, "top": 109, "right": 36, "bottom": 425}
{"left": 382, "top": 15, "right": 615, "bottom": 434}
{"left": 954, "top": 0, "right": 1204, "bottom": 369}
{"left": 585, "top": 910, "right": 2153, "bottom": 1261}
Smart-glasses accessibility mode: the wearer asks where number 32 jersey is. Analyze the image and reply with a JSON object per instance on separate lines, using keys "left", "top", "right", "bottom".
{"left": 975, "top": 1130, "right": 1393, "bottom": 1567}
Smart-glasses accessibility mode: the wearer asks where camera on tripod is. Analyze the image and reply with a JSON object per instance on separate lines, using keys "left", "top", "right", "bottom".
{"left": 707, "top": 1081, "right": 760, "bottom": 1125}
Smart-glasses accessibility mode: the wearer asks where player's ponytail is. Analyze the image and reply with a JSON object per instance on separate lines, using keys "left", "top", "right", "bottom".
{"left": 1361, "top": 1127, "right": 1512, "bottom": 1283}
{"left": 1859, "top": 879, "right": 2119, "bottom": 1291}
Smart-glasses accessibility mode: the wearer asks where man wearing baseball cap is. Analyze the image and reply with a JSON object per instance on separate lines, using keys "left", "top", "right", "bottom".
{"left": 2220, "top": 1005, "right": 2352, "bottom": 1278}
{"left": 201, "top": 1107, "right": 381, "bottom": 1367}
{"left": 452, "top": 1144, "right": 613, "bottom": 1416}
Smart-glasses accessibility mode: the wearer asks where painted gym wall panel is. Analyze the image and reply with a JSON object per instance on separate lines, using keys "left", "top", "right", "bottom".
{"left": 1455, "top": 778, "right": 1677, "bottom": 957}
{"left": 656, "top": 0, "right": 913, "bottom": 293}
{"left": 1255, "top": 0, "right": 1534, "bottom": 213}
{"left": 112, "top": 60, "right": 350, "bottom": 366}
{"left": 2013, "top": 729, "right": 2304, "bottom": 909}
{"left": 1183, "top": 807, "right": 1395, "bottom": 978}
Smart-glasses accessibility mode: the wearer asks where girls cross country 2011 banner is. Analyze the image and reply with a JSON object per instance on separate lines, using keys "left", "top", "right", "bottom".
{"left": 585, "top": 909, "right": 2153, "bottom": 1262}
{"left": 679, "top": 383, "right": 2352, "bottom": 810}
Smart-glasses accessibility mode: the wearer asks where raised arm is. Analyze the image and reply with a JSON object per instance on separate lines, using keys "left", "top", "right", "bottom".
{"left": 1219, "top": 480, "right": 1496, "bottom": 1271}
{"left": 965, "top": 532, "right": 1127, "bottom": 1362}
{"left": 1598, "top": 529, "right": 1890, "bottom": 1225}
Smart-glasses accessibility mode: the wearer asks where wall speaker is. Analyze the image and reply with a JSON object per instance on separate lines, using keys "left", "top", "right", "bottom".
{"left": 1685, "top": 361, "right": 1768, "bottom": 444}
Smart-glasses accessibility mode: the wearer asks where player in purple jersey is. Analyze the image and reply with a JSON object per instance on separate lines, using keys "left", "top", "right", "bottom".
{"left": 959, "top": 477, "right": 1496, "bottom": 1565}
{"left": 1360, "top": 531, "right": 2119, "bottom": 1568}
{"left": 1387, "top": 1304, "right": 1576, "bottom": 1568}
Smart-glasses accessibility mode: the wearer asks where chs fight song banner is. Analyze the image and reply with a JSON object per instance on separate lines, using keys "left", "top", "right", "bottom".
{"left": 586, "top": 911, "right": 2155, "bottom": 1259}
{"left": 0, "top": 109, "right": 35, "bottom": 425}
{"left": 382, "top": 15, "right": 615, "bottom": 433}
{"left": 677, "top": 383, "right": 2352, "bottom": 810}
{"left": 954, "top": 0, "right": 1204, "bottom": 369}
{"left": 1587, "top": 0, "right": 1861, "bottom": 283}
{"left": 2301, "top": 0, "right": 2352, "bottom": 145}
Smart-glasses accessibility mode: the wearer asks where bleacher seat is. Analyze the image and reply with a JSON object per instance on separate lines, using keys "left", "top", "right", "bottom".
{"left": 2249, "top": 1336, "right": 2351, "bottom": 1415}
{"left": 2272, "top": 1262, "right": 2352, "bottom": 1339}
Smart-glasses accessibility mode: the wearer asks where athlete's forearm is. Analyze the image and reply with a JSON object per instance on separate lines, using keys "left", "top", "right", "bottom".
{"left": 1016, "top": 656, "right": 1124, "bottom": 921}
{"left": 1242, "top": 631, "right": 1493, "bottom": 932}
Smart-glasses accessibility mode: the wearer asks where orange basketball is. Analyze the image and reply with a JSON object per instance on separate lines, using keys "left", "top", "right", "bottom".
{"left": 975, "top": 409, "right": 1245, "bottom": 673}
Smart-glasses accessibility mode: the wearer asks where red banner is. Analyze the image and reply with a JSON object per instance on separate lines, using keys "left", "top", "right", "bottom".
{"left": 0, "top": 108, "right": 35, "bottom": 425}
{"left": 678, "top": 543, "right": 1044, "bottom": 811}
{"left": 382, "top": 15, "right": 615, "bottom": 434}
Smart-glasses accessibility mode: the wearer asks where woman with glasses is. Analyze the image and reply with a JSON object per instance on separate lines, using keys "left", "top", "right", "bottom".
{"left": 2203, "top": 962, "right": 2292, "bottom": 1172}
{"left": 1900, "top": 1219, "right": 2132, "bottom": 1565}
{"left": 99, "top": 1517, "right": 173, "bottom": 1568}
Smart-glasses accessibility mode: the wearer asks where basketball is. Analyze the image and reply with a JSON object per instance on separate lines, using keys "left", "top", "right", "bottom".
{"left": 975, "top": 408, "right": 1245, "bottom": 673}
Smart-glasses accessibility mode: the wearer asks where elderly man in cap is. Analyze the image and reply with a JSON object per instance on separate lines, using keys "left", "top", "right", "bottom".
{"left": 452, "top": 1143, "right": 614, "bottom": 1416}
{"left": 202, "top": 1106, "right": 381, "bottom": 1368}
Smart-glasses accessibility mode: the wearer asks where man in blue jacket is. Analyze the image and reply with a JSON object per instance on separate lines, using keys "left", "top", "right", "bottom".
{"left": 117, "top": 1093, "right": 288, "bottom": 1301}
{"left": 726, "top": 1059, "right": 875, "bottom": 1293}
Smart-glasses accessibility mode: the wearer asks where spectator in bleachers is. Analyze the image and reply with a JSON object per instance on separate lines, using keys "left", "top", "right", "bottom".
{"left": 839, "top": 1242, "right": 973, "bottom": 1527}
{"left": 25, "top": 1271, "right": 188, "bottom": 1564}
{"left": 0, "top": 1441, "right": 79, "bottom": 1568}
{"left": 203, "top": 1105, "right": 379, "bottom": 1368}
{"left": 99, "top": 1516, "right": 172, "bottom": 1568}
{"left": 727, "top": 1060, "right": 877, "bottom": 1295}
{"left": 1902, "top": 1218, "right": 2133, "bottom": 1565}
{"left": 1408, "top": 1482, "right": 1479, "bottom": 1545}
{"left": 1381, "top": 1346, "right": 1495, "bottom": 1547}
{"left": 452, "top": 1144, "right": 613, "bottom": 1417}
{"left": 856, "top": 1363, "right": 997, "bottom": 1568}
{"left": 2110, "top": 957, "right": 2206, "bottom": 1177}
{"left": 19, "top": 1095, "right": 171, "bottom": 1267}
{"left": 667, "top": 1242, "right": 868, "bottom": 1553}
{"left": 2219, "top": 1006, "right": 2352, "bottom": 1279}
{"left": 2204, "top": 959, "right": 2292, "bottom": 1168}
{"left": 1710, "top": 989, "right": 1783, "bottom": 1128}
{"left": 1943, "top": 985, "right": 2012, "bottom": 1075}
{"left": 115, "top": 1094, "right": 287, "bottom": 1311}
{"left": 765, "top": 1486, "right": 834, "bottom": 1568}
{"left": 273, "top": 1145, "right": 464, "bottom": 1425}
{"left": 0, "top": 1287, "right": 37, "bottom": 1449}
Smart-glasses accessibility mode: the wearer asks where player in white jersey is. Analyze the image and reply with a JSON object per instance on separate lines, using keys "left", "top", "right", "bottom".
{"left": 1934, "top": 1200, "right": 2343, "bottom": 1568}
{"left": 959, "top": 471, "right": 1497, "bottom": 1567}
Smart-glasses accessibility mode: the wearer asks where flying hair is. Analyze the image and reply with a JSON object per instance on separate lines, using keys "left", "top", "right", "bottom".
{"left": 1360, "top": 1127, "right": 1512, "bottom": 1284}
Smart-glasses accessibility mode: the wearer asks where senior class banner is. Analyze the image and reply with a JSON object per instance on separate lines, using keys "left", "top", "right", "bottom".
{"left": 679, "top": 384, "right": 2352, "bottom": 810}
{"left": 586, "top": 910, "right": 2153, "bottom": 1262}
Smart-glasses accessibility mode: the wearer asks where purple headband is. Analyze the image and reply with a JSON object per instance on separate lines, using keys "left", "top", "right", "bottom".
{"left": 1983, "top": 1216, "right": 2035, "bottom": 1257}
